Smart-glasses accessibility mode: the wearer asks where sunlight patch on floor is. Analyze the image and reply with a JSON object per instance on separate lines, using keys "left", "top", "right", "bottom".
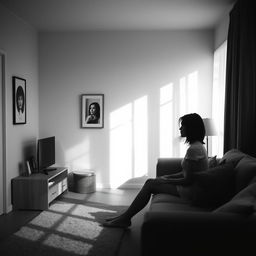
{"left": 15, "top": 226, "right": 45, "bottom": 241}
{"left": 43, "top": 234, "right": 93, "bottom": 255}
{"left": 56, "top": 216, "right": 103, "bottom": 240}
{"left": 29, "top": 211, "right": 63, "bottom": 229}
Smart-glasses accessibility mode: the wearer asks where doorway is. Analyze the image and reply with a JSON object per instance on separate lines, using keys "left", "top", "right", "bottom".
{"left": 0, "top": 51, "right": 6, "bottom": 215}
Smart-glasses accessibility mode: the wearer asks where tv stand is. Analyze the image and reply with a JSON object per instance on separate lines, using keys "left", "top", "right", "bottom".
{"left": 42, "top": 167, "right": 57, "bottom": 175}
{"left": 12, "top": 167, "right": 68, "bottom": 210}
{"left": 45, "top": 167, "right": 57, "bottom": 171}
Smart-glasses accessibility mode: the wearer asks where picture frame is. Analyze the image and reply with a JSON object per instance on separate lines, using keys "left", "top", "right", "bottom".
{"left": 13, "top": 76, "right": 26, "bottom": 124}
{"left": 81, "top": 94, "right": 104, "bottom": 128}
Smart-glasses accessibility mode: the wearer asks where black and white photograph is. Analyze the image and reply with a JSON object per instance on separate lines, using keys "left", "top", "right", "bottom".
{"left": 81, "top": 94, "right": 104, "bottom": 128}
{"left": 1, "top": 0, "right": 256, "bottom": 256}
{"left": 13, "top": 76, "right": 26, "bottom": 124}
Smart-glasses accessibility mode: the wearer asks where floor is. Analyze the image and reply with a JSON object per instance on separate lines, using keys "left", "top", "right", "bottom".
{"left": 0, "top": 188, "right": 147, "bottom": 256}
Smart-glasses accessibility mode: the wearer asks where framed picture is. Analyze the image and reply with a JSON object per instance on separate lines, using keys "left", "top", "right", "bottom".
{"left": 13, "top": 76, "right": 26, "bottom": 124}
{"left": 81, "top": 94, "right": 104, "bottom": 128}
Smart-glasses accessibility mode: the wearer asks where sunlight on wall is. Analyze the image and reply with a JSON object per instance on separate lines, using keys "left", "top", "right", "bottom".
{"left": 109, "top": 96, "right": 148, "bottom": 188}
{"left": 159, "top": 71, "right": 199, "bottom": 158}
{"left": 179, "top": 71, "right": 199, "bottom": 156}
{"left": 64, "top": 139, "right": 91, "bottom": 171}
{"left": 110, "top": 103, "right": 132, "bottom": 188}
{"left": 160, "top": 83, "right": 174, "bottom": 157}
{"left": 134, "top": 96, "right": 148, "bottom": 177}
{"left": 179, "top": 71, "right": 198, "bottom": 116}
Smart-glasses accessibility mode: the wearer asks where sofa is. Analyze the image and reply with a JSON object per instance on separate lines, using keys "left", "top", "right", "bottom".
{"left": 141, "top": 149, "right": 256, "bottom": 256}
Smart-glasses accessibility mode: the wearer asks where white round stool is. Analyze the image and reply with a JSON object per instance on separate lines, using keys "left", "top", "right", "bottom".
{"left": 73, "top": 171, "right": 96, "bottom": 194}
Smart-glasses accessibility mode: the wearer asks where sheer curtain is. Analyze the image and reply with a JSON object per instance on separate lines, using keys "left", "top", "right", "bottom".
{"left": 212, "top": 41, "right": 227, "bottom": 157}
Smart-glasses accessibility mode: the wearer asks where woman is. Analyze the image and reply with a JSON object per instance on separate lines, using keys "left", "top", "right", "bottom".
{"left": 16, "top": 86, "right": 25, "bottom": 122}
{"left": 103, "top": 113, "right": 208, "bottom": 228}
{"left": 85, "top": 102, "right": 100, "bottom": 124}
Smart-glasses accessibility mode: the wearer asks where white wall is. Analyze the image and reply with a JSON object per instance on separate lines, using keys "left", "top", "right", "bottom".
{"left": 0, "top": 4, "right": 39, "bottom": 212}
{"left": 214, "top": 2, "right": 234, "bottom": 50}
{"left": 39, "top": 30, "right": 213, "bottom": 188}
{"left": 214, "top": 15, "right": 230, "bottom": 50}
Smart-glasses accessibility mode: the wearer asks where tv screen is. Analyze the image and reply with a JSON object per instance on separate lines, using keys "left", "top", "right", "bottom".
{"left": 37, "top": 136, "right": 55, "bottom": 171}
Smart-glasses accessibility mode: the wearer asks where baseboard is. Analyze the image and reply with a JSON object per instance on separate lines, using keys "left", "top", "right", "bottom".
{"left": 6, "top": 204, "right": 12, "bottom": 213}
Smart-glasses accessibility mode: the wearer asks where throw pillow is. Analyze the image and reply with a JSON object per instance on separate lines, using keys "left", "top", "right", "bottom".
{"left": 234, "top": 156, "right": 256, "bottom": 192}
{"left": 213, "top": 199, "right": 254, "bottom": 214}
{"left": 191, "top": 162, "right": 236, "bottom": 208}
{"left": 213, "top": 182, "right": 256, "bottom": 214}
{"left": 208, "top": 155, "right": 217, "bottom": 168}
{"left": 219, "top": 149, "right": 246, "bottom": 166}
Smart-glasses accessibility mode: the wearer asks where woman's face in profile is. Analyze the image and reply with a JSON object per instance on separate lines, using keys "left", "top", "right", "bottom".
{"left": 89, "top": 104, "right": 97, "bottom": 115}
{"left": 179, "top": 123, "right": 186, "bottom": 137}
{"left": 17, "top": 95, "right": 23, "bottom": 110}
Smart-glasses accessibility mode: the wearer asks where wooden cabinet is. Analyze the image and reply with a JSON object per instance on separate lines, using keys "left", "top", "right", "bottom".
{"left": 12, "top": 167, "right": 68, "bottom": 210}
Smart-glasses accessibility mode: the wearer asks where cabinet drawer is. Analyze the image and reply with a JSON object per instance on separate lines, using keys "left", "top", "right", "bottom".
{"left": 62, "top": 178, "right": 68, "bottom": 192}
{"left": 48, "top": 183, "right": 59, "bottom": 203}
{"left": 48, "top": 178, "right": 68, "bottom": 203}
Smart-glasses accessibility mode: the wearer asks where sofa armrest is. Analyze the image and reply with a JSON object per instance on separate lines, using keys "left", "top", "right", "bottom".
{"left": 141, "top": 211, "right": 256, "bottom": 256}
{"left": 156, "top": 158, "right": 182, "bottom": 177}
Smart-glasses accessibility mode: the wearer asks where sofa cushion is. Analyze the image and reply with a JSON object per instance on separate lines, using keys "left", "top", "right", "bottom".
{"left": 208, "top": 155, "right": 217, "bottom": 168}
{"left": 214, "top": 182, "right": 256, "bottom": 214}
{"left": 219, "top": 149, "right": 246, "bottom": 165}
{"left": 150, "top": 202, "right": 209, "bottom": 213}
{"left": 191, "top": 162, "right": 236, "bottom": 207}
{"left": 152, "top": 193, "right": 189, "bottom": 204}
{"left": 234, "top": 156, "right": 256, "bottom": 192}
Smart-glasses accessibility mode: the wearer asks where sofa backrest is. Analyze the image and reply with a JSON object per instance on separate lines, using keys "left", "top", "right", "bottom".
{"left": 156, "top": 158, "right": 182, "bottom": 177}
{"left": 234, "top": 155, "right": 256, "bottom": 192}
{"left": 220, "top": 149, "right": 256, "bottom": 193}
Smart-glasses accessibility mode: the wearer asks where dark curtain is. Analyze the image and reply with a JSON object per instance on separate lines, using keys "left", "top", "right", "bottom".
{"left": 224, "top": 0, "right": 256, "bottom": 156}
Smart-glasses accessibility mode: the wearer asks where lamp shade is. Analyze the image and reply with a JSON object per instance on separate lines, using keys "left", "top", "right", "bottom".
{"left": 203, "top": 118, "right": 217, "bottom": 136}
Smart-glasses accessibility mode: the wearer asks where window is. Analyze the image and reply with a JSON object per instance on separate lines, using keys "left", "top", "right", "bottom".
{"left": 159, "top": 71, "right": 199, "bottom": 158}
{"left": 212, "top": 41, "right": 227, "bottom": 157}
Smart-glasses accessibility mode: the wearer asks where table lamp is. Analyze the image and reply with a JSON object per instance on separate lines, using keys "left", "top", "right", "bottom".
{"left": 203, "top": 118, "right": 217, "bottom": 156}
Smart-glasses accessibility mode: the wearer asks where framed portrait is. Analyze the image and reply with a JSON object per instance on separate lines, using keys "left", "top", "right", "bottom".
{"left": 81, "top": 94, "right": 104, "bottom": 128}
{"left": 13, "top": 76, "right": 26, "bottom": 124}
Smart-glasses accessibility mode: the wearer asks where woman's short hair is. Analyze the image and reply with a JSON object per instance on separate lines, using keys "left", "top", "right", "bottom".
{"left": 16, "top": 86, "right": 25, "bottom": 112}
{"left": 179, "top": 113, "right": 205, "bottom": 144}
{"left": 88, "top": 102, "right": 100, "bottom": 118}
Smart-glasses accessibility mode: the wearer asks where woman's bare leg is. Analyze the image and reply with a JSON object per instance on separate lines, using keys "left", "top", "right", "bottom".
{"left": 103, "top": 178, "right": 178, "bottom": 227}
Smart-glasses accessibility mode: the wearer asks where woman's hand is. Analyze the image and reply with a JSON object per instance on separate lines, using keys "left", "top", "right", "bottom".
{"left": 160, "top": 172, "right": 183, "bottom": 180}
{"left": 160, "top": 175, "right": 172, "bottom": 180}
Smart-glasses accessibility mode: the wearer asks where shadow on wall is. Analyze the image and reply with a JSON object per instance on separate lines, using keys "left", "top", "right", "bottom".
{"left": 20, "top": 138, "right": 37, "bottom": 176}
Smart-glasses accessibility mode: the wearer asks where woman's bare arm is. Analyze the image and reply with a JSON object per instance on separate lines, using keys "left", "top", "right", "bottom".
{"left": 160, "top": 159, "right": 198, "bottom": 185}
{"left": 161, "top": 171, "right": 183, "bottom": 179}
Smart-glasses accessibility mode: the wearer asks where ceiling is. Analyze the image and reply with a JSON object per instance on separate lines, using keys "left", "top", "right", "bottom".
{"left": 0, "top": 0, "right": 235, "bottom": 31}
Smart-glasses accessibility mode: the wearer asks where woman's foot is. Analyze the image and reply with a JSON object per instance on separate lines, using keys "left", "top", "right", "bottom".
{"left": 102, "top": 217, "right": 131, "bottom": 229}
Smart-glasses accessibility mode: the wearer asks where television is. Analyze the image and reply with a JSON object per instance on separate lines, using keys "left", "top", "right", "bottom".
{"left": 37, "top": 136, "right": 56, "bottom": 172}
